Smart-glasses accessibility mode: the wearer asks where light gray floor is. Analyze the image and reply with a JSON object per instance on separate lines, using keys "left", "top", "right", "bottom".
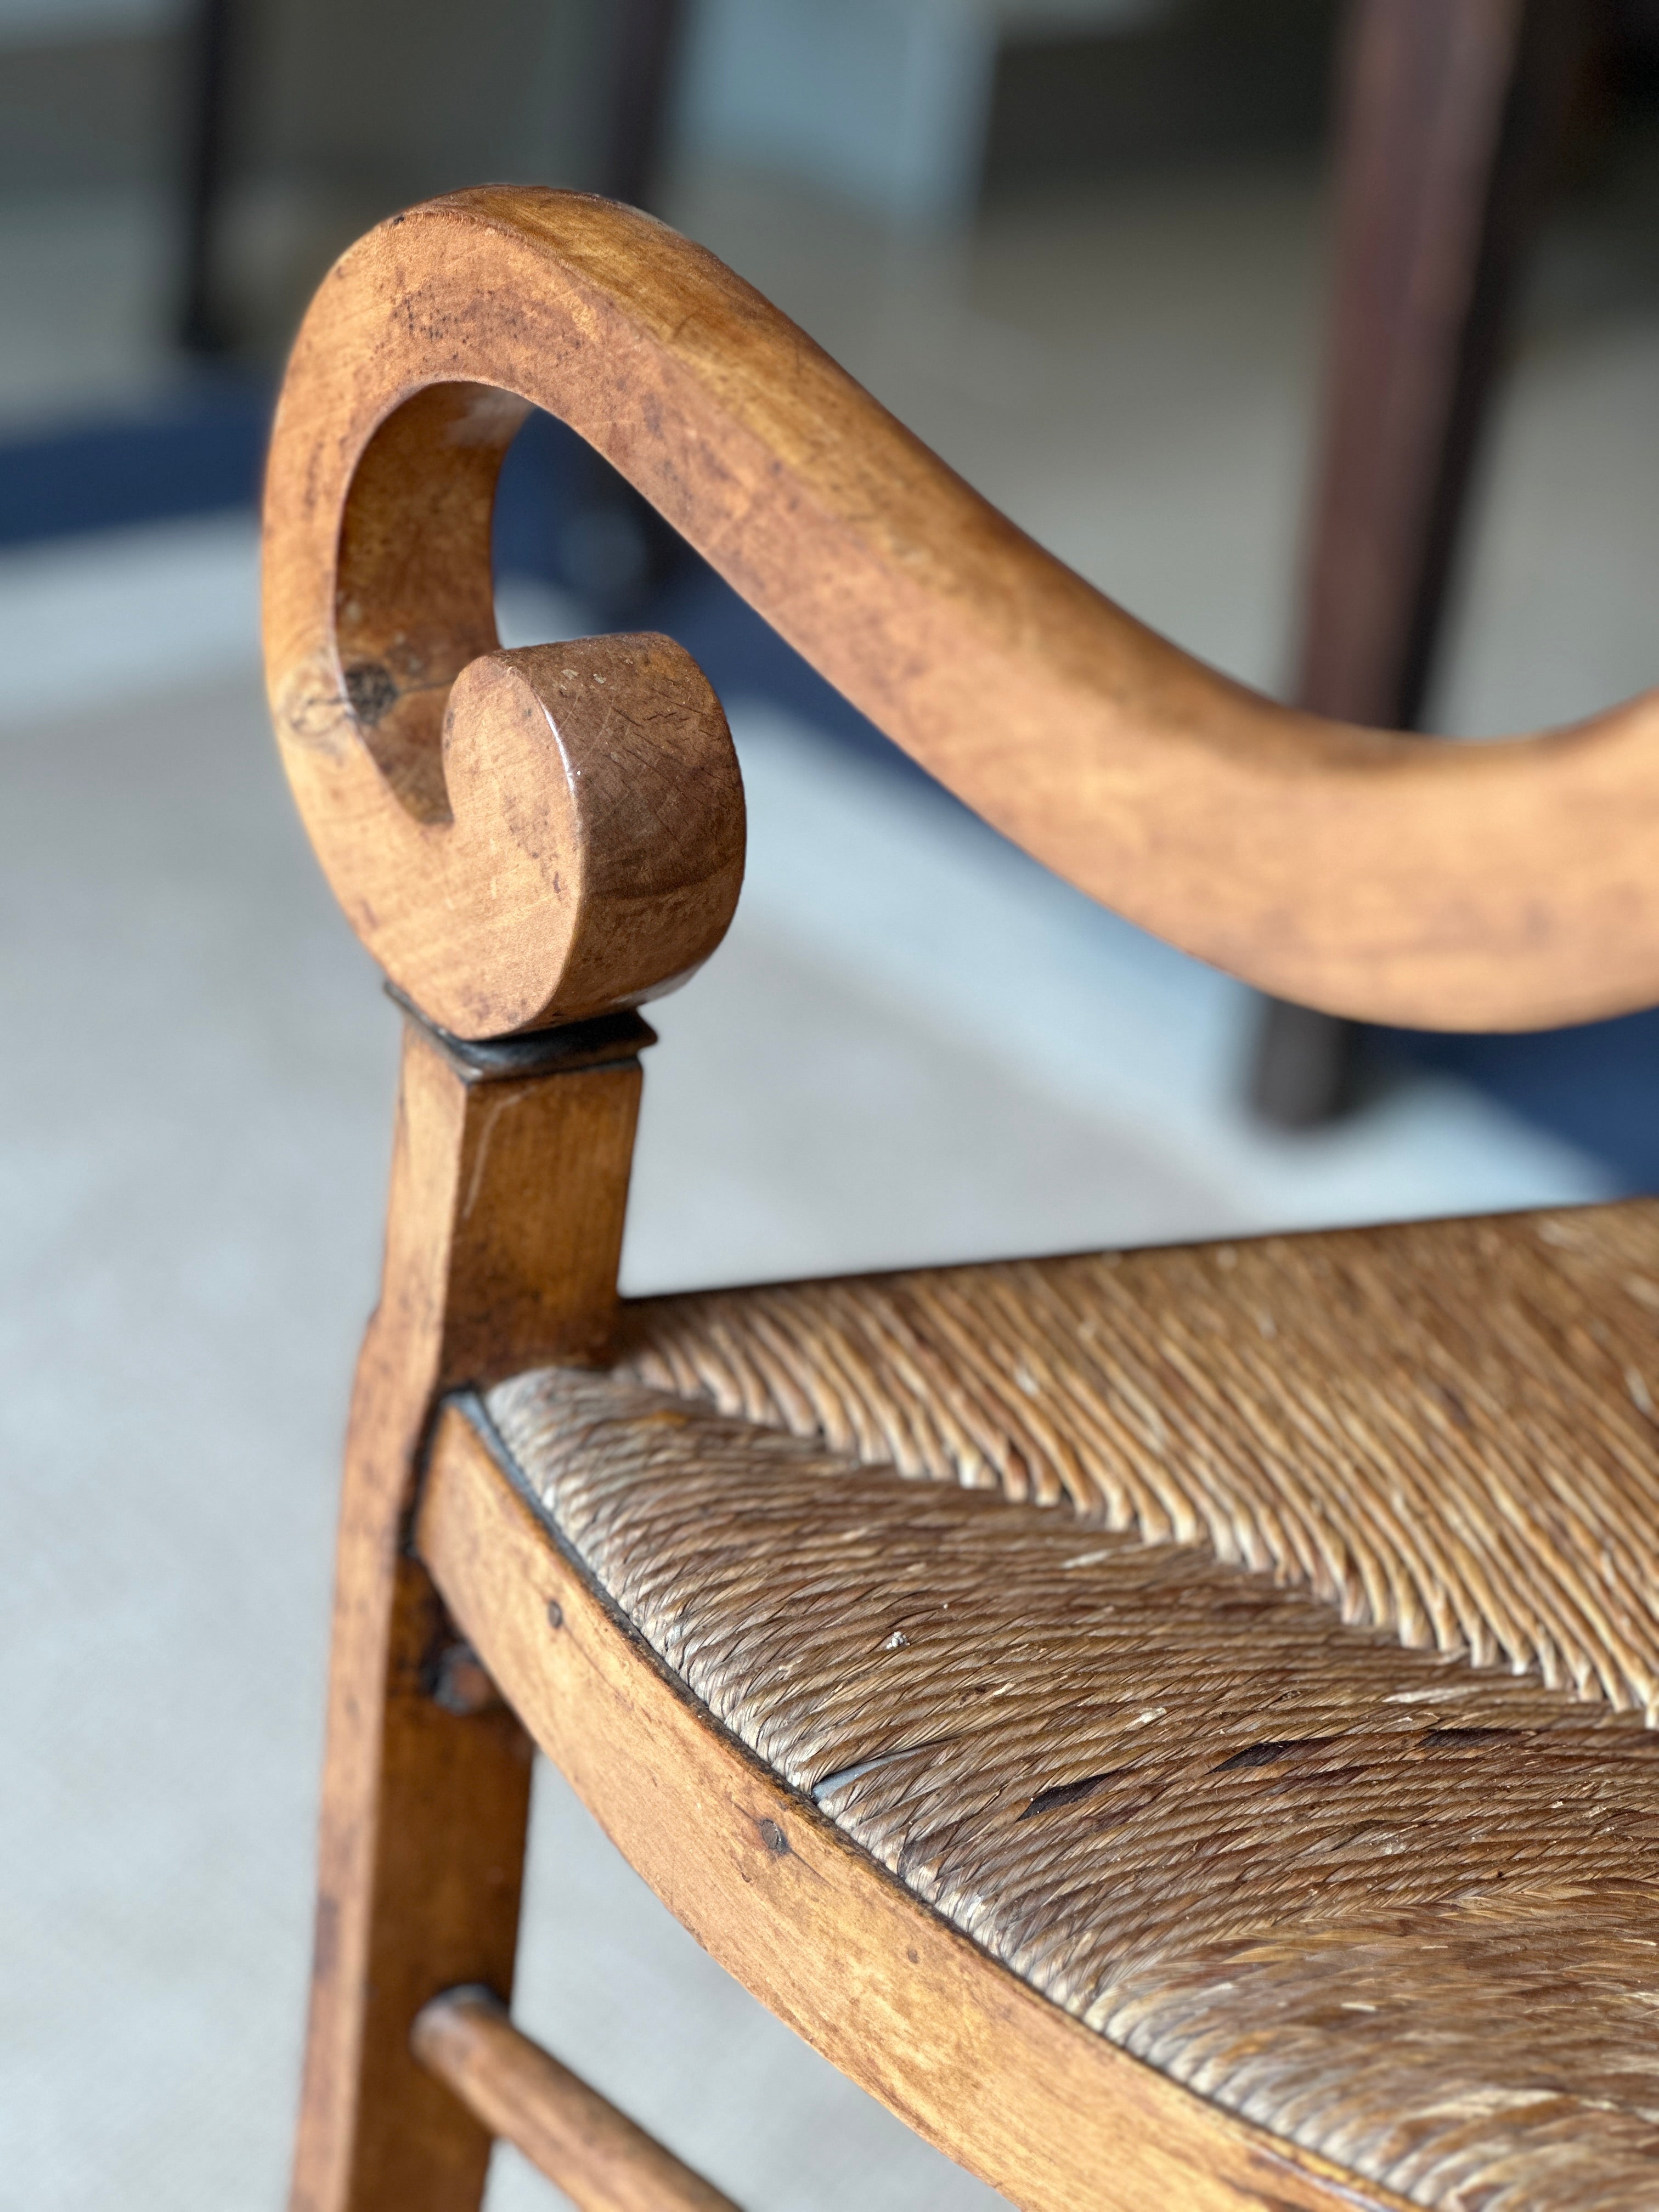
{"left": 4, "top": 159, "right": 1655, "bottom": 2211}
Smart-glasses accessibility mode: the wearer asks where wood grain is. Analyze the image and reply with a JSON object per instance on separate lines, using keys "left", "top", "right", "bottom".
{"left": 479, "top": 1359, "right": 1659, "bottom": 2212}
{"left": 274, "top": 364, "right": 743, "bottom": 1036}
{"left": 417, "top": 1402, "right": 1414, "bottom": 2212}
{"left": 263, "top": 185, "right": 1659, "bottom": 1036}
{"left": 412, "top": 1987, "right": 740, "bottom": 2212}
{"left": 290, "top": 1011, "right": 647, "bottom": 2212}
{"left": 613, "top": 1201, "right": 1659, "bottom": 1722}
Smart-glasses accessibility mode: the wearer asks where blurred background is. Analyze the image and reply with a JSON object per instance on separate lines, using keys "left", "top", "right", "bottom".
{"left": 4, "top": 1, "right": 1658, "bottom": 2205}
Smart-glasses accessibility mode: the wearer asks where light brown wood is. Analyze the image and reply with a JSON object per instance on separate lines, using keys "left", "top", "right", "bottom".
{"left": 264, "top": 178, "right": 1659, "bottom": 2212}
{"left": 412, "top": 1987, "right": 741, "bottom": 2212}
{"left": 270, "top": 354, "right": 743, "bottom": 1036}
{"left": 290, "top": 1010, "right": 648, "bottom": 2212}
{"left": 263, "top": 185, "right": 1659, "bottom": 1037}
{"left": 416, "top": 1401, "right": 1415, "bottom": 2212}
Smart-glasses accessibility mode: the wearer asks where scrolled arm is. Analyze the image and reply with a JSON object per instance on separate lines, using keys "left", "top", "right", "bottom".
{"left": 264, "top": 186, "right": 1659, "bottom": 1035}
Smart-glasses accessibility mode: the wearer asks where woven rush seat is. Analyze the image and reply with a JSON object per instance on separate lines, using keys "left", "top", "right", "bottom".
{"left": 476, "top": 1200, "right": 1659, "bottom": 2212}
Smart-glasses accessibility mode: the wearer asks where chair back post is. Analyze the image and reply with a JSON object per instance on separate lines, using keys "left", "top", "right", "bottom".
{"left": 287, "top": 999, "right": 656, "bottom": 2212}
{"left": 264, "top": 200, "right": 746, "bottom": 2212}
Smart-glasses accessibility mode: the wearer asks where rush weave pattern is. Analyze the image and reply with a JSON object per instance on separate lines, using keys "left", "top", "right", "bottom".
{"left": 612, "top": 1203, "right": 1659, "bottom": 1719}
{"left": 486, "top": 1337, "right": 1659, "bottom": 2211}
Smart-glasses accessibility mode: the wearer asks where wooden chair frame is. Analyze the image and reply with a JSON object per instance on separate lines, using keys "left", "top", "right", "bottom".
{"left": 263, "top": 188, "right": 1659, "bottom": 2212}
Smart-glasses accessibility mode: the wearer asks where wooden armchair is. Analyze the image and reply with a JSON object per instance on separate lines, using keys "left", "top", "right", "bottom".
{"left": 263, "top": 189, "right": 1659, "bottom": 2212}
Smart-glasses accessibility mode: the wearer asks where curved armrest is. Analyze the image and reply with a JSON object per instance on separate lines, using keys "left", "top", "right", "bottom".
{"left": 263, "top": 186, "right": 1659, "bottom": 1036}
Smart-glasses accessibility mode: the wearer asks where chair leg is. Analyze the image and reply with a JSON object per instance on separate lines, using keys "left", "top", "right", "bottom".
{"left": 602, "top": 0, "right": 686, "bottom": 213}
{"left": 1249, "top": 997, "right": 1364, "bottom": 1129}
{"left": 1253, "top": 0, "right": 1585, "bottom": 1125}
{"left": 289, "top": 1008, "right": 650, "bottom": 2212}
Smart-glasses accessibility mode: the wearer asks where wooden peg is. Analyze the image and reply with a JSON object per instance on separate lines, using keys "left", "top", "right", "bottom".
{"left": 412, "top": 1988, "right": 741, "bottom": 2212}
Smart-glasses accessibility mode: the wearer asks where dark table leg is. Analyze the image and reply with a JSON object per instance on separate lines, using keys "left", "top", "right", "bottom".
{"left": 529, "top": 0, "right": 693, "bottom": 619}
{"left": 1252, "top": 0, "right": 1585, "bottom": 1128}
{"left": 177, "top": 0, "right": 236, "bottom": 356}
{"left": 603, "top": 0, "right": 687, "bottom": 213}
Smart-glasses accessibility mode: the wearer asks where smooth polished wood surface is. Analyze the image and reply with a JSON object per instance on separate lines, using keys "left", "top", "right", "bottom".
{"left": 413, "top": 1988, "right": 741, "bottom": 2212}
{"left": 484, "top": 1351, "right": 1659, "bottom": 2211}
{"left": 291, "top": 1013, "right": 647, "bottom": 2212}
{"left": 264, "top": 186, "right": 1659, "bottom": 1036}
{"left": 417, "top": 1402, "right": 1412, "bottom": 2212}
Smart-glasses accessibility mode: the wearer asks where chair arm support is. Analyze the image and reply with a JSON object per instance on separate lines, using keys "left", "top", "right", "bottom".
{"left": 263, "top": 187, "right": 1659, "bottom": 1034}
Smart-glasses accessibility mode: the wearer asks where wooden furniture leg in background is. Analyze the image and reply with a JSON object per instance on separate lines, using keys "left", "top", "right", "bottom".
{"left": 177, "top": 0, "right": 236, "bottom": 354}
{"left": 603, "top": 0, "right": 687, "bottom": 213}
{"left": 289, "top": 1007, "right": 651, "bottom": 2212}
{"left": 527, "top": 0, "right": 693, "bottom": 620}
{"left": 1252, "top": 0, "right": 1585, "bottom": 1126}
